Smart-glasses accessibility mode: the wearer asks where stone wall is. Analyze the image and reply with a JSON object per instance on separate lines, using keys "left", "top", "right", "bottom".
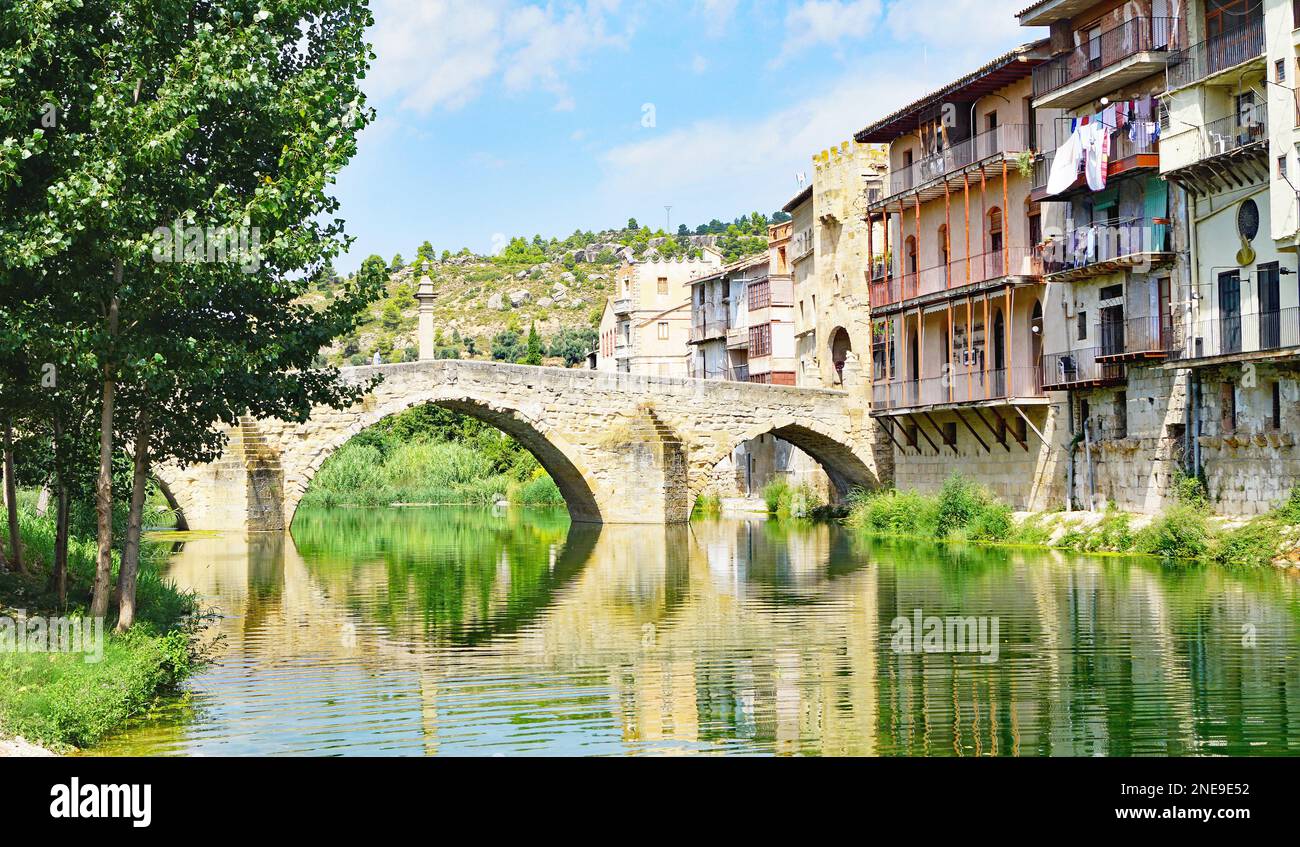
{"left": 157, "top": 360, "right": 884, "bottom": 531}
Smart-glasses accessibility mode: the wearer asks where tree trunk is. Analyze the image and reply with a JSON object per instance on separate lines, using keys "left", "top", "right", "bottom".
{"left": 50, "top": 411, "right": 69, "bottom": 607}
{"left": 3, "top": 420, "right": 22, "bottom": 574}
{"left": 116, "top": 409, "right": 151, "bottom": 632}
{"left": 53, "top": 484, "right": 70, "bottom": 608}
{"left": 90, "top": 291, "right": 120, "bottom": 619}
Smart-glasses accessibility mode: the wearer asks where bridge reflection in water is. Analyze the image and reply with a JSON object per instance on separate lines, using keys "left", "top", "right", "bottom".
{"left": 90, "top": 509, "right": 1300, "bottom": 756}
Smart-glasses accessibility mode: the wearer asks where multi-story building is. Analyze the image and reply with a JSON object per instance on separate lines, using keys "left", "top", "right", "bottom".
{"left": 858, "top": 42, "right": 1069, "bottom": 509}
{"left": 686, "top": 236, "right": 827, "bottom": 500}
{"left": 1156, "top": 0, "right": 1300, "bottom": 513}
{"left": 596, "top": 250, "right": 723, "bottom": 375}
{"left": 688, "top": 253, "right": 766, "bottom": 381}
{"left": 789, "top": 141, "right": 888, "bottom": 389}
{"left": 1021, "top": 0, "right": 1189, "bottom": 512}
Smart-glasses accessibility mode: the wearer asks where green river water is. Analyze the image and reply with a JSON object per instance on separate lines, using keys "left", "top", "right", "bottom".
{"left": 89, "top": 506, "right": 1300, "bottom": 756}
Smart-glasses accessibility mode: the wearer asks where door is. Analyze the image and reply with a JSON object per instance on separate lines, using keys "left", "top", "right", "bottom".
{"left": 1100, "top": 304, "right": 1125, "bottom": 356}
{"left": 908, "top": 329, "right": 920, "bottom": 405}
{"left": 1259, "top": 262, "right": 1281, "bottom": 350}
{"left": 1219, "top": 271, "right": 1242, "bottom": 354}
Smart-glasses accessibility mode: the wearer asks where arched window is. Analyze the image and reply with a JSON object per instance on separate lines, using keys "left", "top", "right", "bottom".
{"left": 986, "top": 207, "right": 1004, "bottom": 279}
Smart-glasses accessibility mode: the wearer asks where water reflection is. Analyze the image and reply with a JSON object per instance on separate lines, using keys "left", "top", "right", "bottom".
{"left": 90, "top": 508, "right": 1300, "bottom": 756}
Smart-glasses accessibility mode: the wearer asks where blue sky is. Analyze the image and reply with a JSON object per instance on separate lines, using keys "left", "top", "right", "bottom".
{"left": 334, "top": 0, "right": 1044, "bottom": 271}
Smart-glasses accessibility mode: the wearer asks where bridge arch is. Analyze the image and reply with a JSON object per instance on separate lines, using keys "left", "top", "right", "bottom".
{"left": 288, "top": 391, "right": 603, "bottom": 527}
{"left": 690, "top": 415, "right": 882, "bottom": 507}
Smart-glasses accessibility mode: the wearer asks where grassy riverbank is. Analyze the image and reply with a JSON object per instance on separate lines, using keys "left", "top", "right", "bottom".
{"left": 846, "top": 474, "right": 1300, "bottom": 567}
{"left": 0, "top": 502, "right": 202, "bottom": 752}
{"left": 298, "top": 405, "right": 564, "bottom": 509}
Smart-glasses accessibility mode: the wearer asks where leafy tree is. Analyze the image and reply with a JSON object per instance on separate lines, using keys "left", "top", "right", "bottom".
{"left": 0, "top": 0, "right": 381, "bottom": 627}
{"left": 491, "top": 330, "right": 523, "bottom": 362}
{"left": 548, "top": 327, "right": 598, "bottom": 367}
{"left": 626, "top": 218, "right": 639, "bottom": 231}
{"left": 524, "top": 323, "right": 543, "bottom": 365}
{"left": 390, "top": 253, "right": 404, "bottom": 270}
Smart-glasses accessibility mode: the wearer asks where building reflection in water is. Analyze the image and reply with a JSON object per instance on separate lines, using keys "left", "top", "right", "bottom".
{"left": 94, "top": 508, "right": 1300, "bottom": 756}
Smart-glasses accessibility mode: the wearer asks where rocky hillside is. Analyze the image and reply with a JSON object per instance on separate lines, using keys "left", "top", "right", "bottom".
{"left": 314, "top": 213, "right": 788, "bottom": 368}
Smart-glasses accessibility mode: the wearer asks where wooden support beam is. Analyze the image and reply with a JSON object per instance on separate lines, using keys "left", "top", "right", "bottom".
{"left": 922, "top": 411, "right": 956, "bottom": 456}
{"left": 954, "top": 408, "right": 990, "bottom": 453}
{"left": 1011, "top": 404, "right": 1049, "bottom": 447}
{"left": 880, "top": 417, "right": 909, "bottom": 454}
{"left": 991, "top": 407, "right": 1028, "bottom": 451}
{"left": 974, "top": 407, "right": 1011, "bottom": 451}
{"left": 910, "top": 412, "right": 942, "bottom": 455}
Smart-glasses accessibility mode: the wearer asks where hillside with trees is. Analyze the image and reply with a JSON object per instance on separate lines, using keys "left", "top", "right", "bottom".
{"left": 313, "top": 211, "right": 791, "bottom": 368}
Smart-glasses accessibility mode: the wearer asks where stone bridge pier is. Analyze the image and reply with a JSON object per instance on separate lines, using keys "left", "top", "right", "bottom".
{"left": 155, "top": 361, "right": 887, "bottom": 531}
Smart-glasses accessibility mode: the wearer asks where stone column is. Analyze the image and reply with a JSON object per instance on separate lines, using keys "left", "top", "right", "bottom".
{"left": 416, "top": 267, "right": 436, "bottom": 361}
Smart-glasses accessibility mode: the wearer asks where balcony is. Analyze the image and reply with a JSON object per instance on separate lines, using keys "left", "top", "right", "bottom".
{"left": 1164, "top": 102, "right": 1269, "bottom": 194}
{"left": 1096, "top": 315, "right": 1172, "bottom": 363}
{"left": 612, "top": 297, "right": 634, "bottom": 316}
{"left": 1165, "top": 18, "right": 1264, "bottom": 91}
{"left": 870, "top": 246, "right": 1043, "bottom": 309}
{"left": 1032, "top": 122, "right": 1160, "bottom": 200}
{"left": 690, "top": 317, "right": 727, "bottom": 344}
{"left": 1040, "top": 216, "right": 1173, "bottom": 282}
{"left": 1173, "top": 307, "right": 1300, "bottom": 364}
{"left": 871, "top": 366, "right": 1046, "bottom": 414}
{"left": 875, "top": 124, "right": 1032, "bottom": 209}
{"left": 1033, "top": 18, "right": 1178, "bottom": 110}
{"left": 1041, "top": 348, "right": 1126, "bottom": 391}
{"left": 726, "top": 326, "right": 749, "bottom": 350}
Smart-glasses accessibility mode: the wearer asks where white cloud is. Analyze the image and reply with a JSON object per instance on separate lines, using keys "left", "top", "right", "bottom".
{"left": 694, "top": 0, "right": 740, "bottom": 36}
{"left": 884, "top": 0, "right": 1036, "bottom": 55}
{"left": 691, "top": 54, "right": 710, "bottom": 74}
{"left": 772, "top": 0, "right": 882, "bottom": 67}
{"left": 598, "top": 66, "right": 935, "bottom": 211}
{"left": 368, "top": 0, "right": 631, "bottom": 113}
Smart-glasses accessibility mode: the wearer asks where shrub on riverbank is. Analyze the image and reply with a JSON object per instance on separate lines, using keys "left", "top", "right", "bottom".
{"left": 847, "top": 476, "right": 1300, "bottom": 567}
{"left": 762, "top": 480, "right": 825, "bottom": 519}
{"left": 0, "top": 508, "right": 202, "bottom": 751}
{"left": 298, "top": 406, "right": 566, "bottom": 508}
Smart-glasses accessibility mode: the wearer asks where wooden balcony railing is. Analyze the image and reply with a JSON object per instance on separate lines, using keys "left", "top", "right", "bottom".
{"left": 870, "top": 246, "right": 1042, "bottom": 308}
{"left": 872, "top": 365, "right": 1045, "bottom": 411}
{"left": 885, "top": 124, "right": 1032, "bottom": 200}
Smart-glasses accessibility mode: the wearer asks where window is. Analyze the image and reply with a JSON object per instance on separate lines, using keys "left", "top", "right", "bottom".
{"left": 748, "top": 281, "right": 771, "bottom": 311}
{"left": 1294, "top": 0, "right": 1300, "bottom": 29}
{"left": 1079, "top": 398, "right": 1091, "bottom": 433}
{"left": 1280, "top": 154, "right": 1289, "bottom": 180}
{"left": 657, "top": 277, "right": 668, "bottom": 296}
{"left": 904, "top": 423, "right": 918, "bottom": 448}
{"left": 1278, "top": 59, "right": 1287, "bottom": 83}
{"left": 749, "top": 323, "right": 772, "bottom": 357}
{"left": 1077, "top": 310, "right": 1088, "bottom": 341}
{"left": 1273, "top": 382, "right": 1283, "bottom": 430}
{"left": 657, "top": 321, "right": 669, "bottom": 341}
{"left": 1114, "top": 391, "right": 1128, "bottom": 439}
{"left": 1221, "top": 382, "right": 1237, "bottom": 433}
{"left": 942, "top": 421, "right": 958, "bottom": 447}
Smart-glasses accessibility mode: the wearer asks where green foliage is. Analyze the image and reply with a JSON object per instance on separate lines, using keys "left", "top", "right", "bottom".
{"left": 762, "top": 480, "right": 824, "bottom": 519}
{"left": 524, "top": 322, "right": 543, "bottom": 365}
{"left": 1212, "top": 520, "right": 1281, "bottom": 568}
{"left": 299, "top": 404, "right": 563, "bottom": 508}
{"left": 846, "top": 488, "right": 938, "bottom": 536}
{"left": 935, "top": 475, "right": 994, "bottom": 538}
{"left": 692, "top": 492, "right": 722, "bottom": 519}
{"left": 1172, "top": 469, "right": 1210, "bottom": 511}
{"left": 492, "top": 329, "right": 524, "bottom": 362}
{"left": 548, "top": 327, "right": 599, "bottom": 366}
{"left": 1134, "top": 503, "right": 1213, "bottom": 560}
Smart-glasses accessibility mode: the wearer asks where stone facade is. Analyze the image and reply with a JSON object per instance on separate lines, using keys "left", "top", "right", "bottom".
{"left": 156, "top": 360, "right": 886, "bottom": 531}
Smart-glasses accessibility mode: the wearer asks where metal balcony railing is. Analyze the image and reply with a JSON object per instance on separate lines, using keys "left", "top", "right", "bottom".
{"left": 1173, "top": 307, "right": 1300, "bottom": 361}
{"left": 1041, "top": 348, "right": 1126, "bottom": 390}
{"left": 886, "top": 124, "right": 1031, "bottom": 200}
{"left": 1097, "top": 314, "right": 1172, "bottom": 359}
{"left": 871, "top": 366, "right": 1045, "bottom": 411}
{"left": 1034, "top": 17, "right": 1178, "bottom": 99}
{"left": 870, "top": 246, "right": 1042, "bottom": 307}
{"left": 1166, "top": 17, "right": 1264, "bottom": 90}
{"left": 1039, "top": 216, "right": 1170, "bottom": 275}
{"left": 1193, "top": 101, "right": 1268, "bottom": 162}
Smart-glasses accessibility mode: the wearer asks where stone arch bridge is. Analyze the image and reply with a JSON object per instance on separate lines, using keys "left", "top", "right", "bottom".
{"left": 155, "top": 360, "right": 886, "bottom": 531}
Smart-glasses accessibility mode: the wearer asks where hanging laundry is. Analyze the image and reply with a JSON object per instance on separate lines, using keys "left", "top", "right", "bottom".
{"left": 1047, "top": 126, "right": 1086, "bottom": 195}
{"left": 1083, "top": 121, "right": 1110, "bottom": 191}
